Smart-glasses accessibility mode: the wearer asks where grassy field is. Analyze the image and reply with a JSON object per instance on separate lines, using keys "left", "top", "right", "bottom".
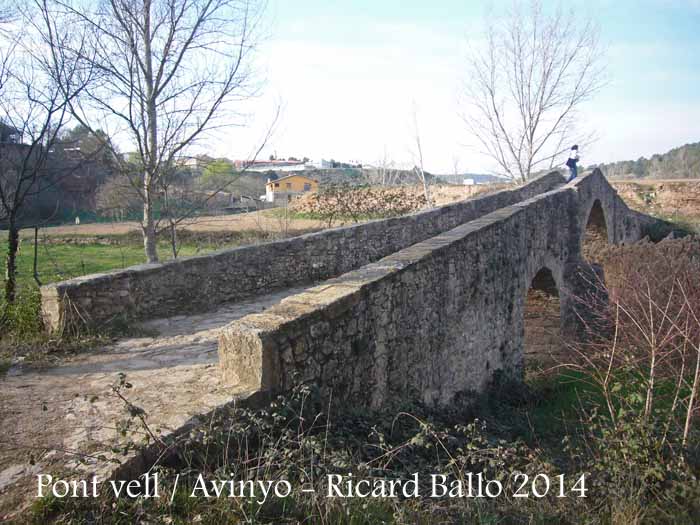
{"left": 0, "top": 227, "right": 319, "bottom": 359}
{"left": 17, "top": 210, "right": 325, "bottom": 237}
{"left": 1, "top": 226, "right": 321, "bottom": 294}
{"left": 0, "top": 208, "right": 327, "bottom": 296}
{"left": 2, "top": 237, "right": 228, "bottom": 291}
{"left": 4, "top": 240, "right": 160, "bottom": 290}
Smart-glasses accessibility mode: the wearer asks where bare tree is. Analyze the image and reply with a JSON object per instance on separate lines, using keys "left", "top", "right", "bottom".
{"left": 364, "top": 147, "right": 401, "bottom": 186}
{"left": 0, "top": 4, "right": 90, "bottom": 305}
{"left": 411, "top": 102, "right": 433, "bottom": 207}
{"left": 38, "top": 0, "right": 265, "bottom": 263}
{"left": 461, "top": 0, "right": 605, "bottom": 183}
{"left": 452, "top": 155, "right": 460, "bottom": 179}
{"left": 163, "top": 104, "right": 278, "bottom": 254}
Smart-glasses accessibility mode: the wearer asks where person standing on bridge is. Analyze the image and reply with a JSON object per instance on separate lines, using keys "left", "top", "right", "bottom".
{"left": 566, "top": 145, "right": 579, "bottom": 182}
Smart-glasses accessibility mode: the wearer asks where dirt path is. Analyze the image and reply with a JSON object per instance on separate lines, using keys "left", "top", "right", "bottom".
{"left": 19, "top": 210, "right": 325, "bottom": 238}
{"left": 0, "top": 286, "right": 309, "bottom": 518}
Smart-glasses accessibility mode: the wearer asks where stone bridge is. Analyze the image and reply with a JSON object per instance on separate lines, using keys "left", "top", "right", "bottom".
{"left": 0, "top": 169, "right": 661, "bottom": 510}
{"left": 217, "top": 169, "right": 654, "bottom": 409}
{"left": 40, "top": 169, "right": 654, "bottom": 411}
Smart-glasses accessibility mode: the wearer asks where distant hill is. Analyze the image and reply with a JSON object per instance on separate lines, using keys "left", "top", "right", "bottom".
{"left": 592, "top": 142, "right": 700, "bottom": 180}
{"left": 435, "top": 173, "right": 508, "bottom": 185}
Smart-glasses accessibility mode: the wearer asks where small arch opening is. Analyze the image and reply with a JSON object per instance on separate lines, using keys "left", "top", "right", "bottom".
{"left": 582, "top": 199, "right": 609, "bottom": 262}
{"left": 524, "top": 268, "right": 562, "bottom": 370}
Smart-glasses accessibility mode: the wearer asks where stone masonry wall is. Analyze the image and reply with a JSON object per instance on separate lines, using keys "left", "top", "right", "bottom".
{"left": 572, "top": 170, "right": 643, "bottom": 248}
{"left": 524, "top": 289, "right": 562, "bottom": 363}
{"left": 219, "top": 190, "right": 577, "bottom": 408}
{"left": 41, "top": 172, "right": 565, "bottom": 332}
{"left": 218, "top": 170, "right": 648, "bottom": 410}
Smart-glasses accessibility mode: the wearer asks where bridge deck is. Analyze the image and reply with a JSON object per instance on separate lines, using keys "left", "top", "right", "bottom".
{"left": 0, "top": 286, "right": 308, "bottom": 511}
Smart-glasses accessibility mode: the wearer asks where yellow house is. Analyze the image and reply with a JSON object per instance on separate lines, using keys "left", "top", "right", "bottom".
{"left": 265, "top": 174, "right": 319, "bottom": 203}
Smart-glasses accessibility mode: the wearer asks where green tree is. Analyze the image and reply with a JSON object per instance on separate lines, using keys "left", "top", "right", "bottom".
{"left": 199, "top": 158, "right": 236, "bottom": 190}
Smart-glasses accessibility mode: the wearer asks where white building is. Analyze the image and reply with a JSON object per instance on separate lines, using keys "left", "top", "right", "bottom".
{"left": 305, "top": 158, "right": 333, "bottom": 169}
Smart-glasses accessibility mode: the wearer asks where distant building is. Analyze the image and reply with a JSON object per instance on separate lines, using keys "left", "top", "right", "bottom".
{"left": 176, "top": 155, "right": 215, "bottom": 170}
{"left": 305, "top": 158, "right": 361, "bottom": 169}
{"left": 264, "top": 174, "right": 319, "bottom": 203}
{"left": 234, "top": 159, "right": 307, "bottom": 173}
{"left": 463, "top": 178, "right": 475, "bottom": 186}
{"left": 306, "top": 158, "right": 333, "bottom": 169}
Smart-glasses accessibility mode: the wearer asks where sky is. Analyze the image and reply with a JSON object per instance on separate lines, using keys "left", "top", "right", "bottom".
{"left": 218, "top": 0, "right": 700, "bottom": 174}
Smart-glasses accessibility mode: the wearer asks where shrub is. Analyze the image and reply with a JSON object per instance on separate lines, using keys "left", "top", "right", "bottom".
{"left": 292, "top": 184, "right": 427, "bottom": 226}
{"left": 0, "top": 287, "right": 44, "bottom": 341}
{"left": 563, "top": 237, "right": 700, "bottom": 520}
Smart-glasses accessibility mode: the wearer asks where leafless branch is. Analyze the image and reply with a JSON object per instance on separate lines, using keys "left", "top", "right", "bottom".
{"left": 460, "top": 0, "right": 606, "bottom": 183}
{"left": 36, "top": 0, "right": 267, "bottom": 262}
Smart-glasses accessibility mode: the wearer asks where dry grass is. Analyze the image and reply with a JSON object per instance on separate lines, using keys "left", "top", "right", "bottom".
{"left": 18, "top": 210, "right": 326, "bottom": 238}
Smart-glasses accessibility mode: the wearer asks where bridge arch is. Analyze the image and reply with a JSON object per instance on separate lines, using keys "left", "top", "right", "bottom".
{"left": 523, "top": 266, "right": 562, "bottom": 370}
{"left": 581, "top": 198, "right": 610, "bottom": 262}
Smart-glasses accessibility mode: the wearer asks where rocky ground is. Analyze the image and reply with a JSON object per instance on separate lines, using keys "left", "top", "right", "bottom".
{"left": 610, "top": 179, "right": 700, "bottom": 219}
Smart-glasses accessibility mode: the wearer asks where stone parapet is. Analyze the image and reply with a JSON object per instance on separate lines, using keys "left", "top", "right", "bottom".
{"left": 41, "top": 172, "right": 566, "bottom": 333}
